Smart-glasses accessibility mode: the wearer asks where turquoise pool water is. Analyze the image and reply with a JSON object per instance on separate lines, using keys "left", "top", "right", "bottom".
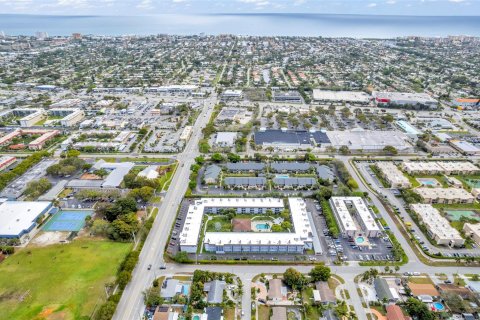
{"left": 193, "top": 316, "right": 200, "bottom": 320}
{"left": 417, "top": 178, "right": 437, "bottom": 186}
{"left": 356, "top": 236, "right": 365, "bottom": 244}
{"left": 182, "top": 284, "right": 190, "bottom": 295}
{"left": 433, "top": 302, "right": 445, "bottom": 311}
{"left": 256, "top": 223, "right": 270, "bottom": 230}
{"left": 275, "top": 174, "right": 290, "bottom": 178}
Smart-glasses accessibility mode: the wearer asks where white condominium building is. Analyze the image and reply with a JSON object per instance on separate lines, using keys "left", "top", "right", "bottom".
{"left": 179, "top": 198, "right": 314, "bottom": 254}
{"left": 414, "top": 187, "right": 475, "bottom": 204}
{"left": 402, "top": 161, "right": 479, "bottom": 175}
{"left": 410, "top": 204, "right": 464, "bottom": 247}
{"left": 463, "top": 223, "right": 480, "bottom": 246}
{"left": 329, "top": 197, "right": 380, "bottom": 238}
{"left": 375, "top": 162, "right": 411, "bottom": 189}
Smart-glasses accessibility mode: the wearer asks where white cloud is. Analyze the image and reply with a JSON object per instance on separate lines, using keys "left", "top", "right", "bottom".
{"left": 238, "top": 0, "right": 269, "bottom": 5}
{"left": 137, "top": 0, "right": 153, "bottom": 9}
{"left": 367, "top": 2, "right": 377, "bottom": 7}
{"left": 56, "top": 0, "right": 90, "bottom": 7}
{"left": 448, "top": 0, "right": 466, "bottom": 2}
{"left": 386, "top": 0, "right": 396, "bottom": 4}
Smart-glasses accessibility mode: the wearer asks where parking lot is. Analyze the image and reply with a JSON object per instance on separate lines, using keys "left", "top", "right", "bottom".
{"left": 307, "top": 198, "right": 395, "bottom": 262}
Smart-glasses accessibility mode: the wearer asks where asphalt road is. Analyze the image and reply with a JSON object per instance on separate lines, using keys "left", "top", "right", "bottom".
{"left": 113, "top": 99, "right": 216, "bottom": 320}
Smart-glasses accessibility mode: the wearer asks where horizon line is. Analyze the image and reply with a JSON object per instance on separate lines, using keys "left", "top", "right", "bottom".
{"left": 1, "top": 12, "right": 480, "bottom": 18}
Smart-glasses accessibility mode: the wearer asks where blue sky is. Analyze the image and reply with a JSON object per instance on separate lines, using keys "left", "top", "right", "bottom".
{"left": 0, "top": 0, "right": 478, "bottom": 16}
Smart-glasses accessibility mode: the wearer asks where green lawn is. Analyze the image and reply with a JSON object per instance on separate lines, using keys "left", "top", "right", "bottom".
{"left": 408, "top": 276, "right": 433, "bottom": 285}
{"left": 258, "top": 305, "right": 270, "bottom": 320}
{"left": 0, "top": 239, "right": 131, "bottom": 320}
{"left": 206, "top": 216, "right": 233, "bottom": 232}
{"left": 224, "top": 307, "right": 235, "bottom": 320}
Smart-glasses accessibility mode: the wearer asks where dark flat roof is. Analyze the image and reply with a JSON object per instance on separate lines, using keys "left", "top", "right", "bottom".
{"left": 254, "top": 130, "right": 330, "bottom": 146}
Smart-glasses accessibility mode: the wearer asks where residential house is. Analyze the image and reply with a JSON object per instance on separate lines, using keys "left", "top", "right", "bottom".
{"left": 271, "top": 162, "right": 311, "bottom": 173}
{"left": 153, "top": 306, "right": 179, "bottom": 320}
{"left": 225, "top": 162, "right": 265, "bottom": 173}
{"left": 204, "top": 164, "right": 222, "bottom": 184}
{"left": 205, "top": 307, "right": 223, "bottom": 320}
{"left": 161, "top": 279, "right": 180, "bottom": 300}
{"left": 407, "top": 282, "right": 439, "bottom": 299}
{"left": 204, "top": 280, "right": 226, "bottom": 304}
{"left": 374, "top": 278, "right": 398, "bottom": 302}
{"left": 437, "top": 283, "right": 473, "bottom": 299}
{"left": 223, "top": 177, "right": 266, "bottom": 190}
{"left": 268, "top": 279, "right": 284, "bottom": 302}
{"left": 386, "top": 304, "right": 410, "bottom": 320}
{"left": 315, "top": 281, "right": 337, "bottom": 305}
{"left": 316, "top": 165, "right": 335, "bottom": 181}
{"left": 273, "top": 177, "right": 317, "bottom": 190}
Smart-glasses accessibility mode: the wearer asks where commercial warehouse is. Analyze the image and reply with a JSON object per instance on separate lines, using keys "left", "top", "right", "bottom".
{"left": 375, "top": 162, "right": 411, "bottom": 189}
{"left": 410, "top": 204, "right": 465, "bottom": 247}
{"left": 372, "top": 91, "right": 438, "bottom": 109}
{"left": 272, "top": 90, "right": 302, "bottom": 103}
{"left": 67, "top": 160, "right": 134, "bottom": 189}
{"left": 312, "top": 90, "right": 370, "bottom": 105}
{"left": 254, "top": 129, "right": 330, "bottom": 150}
{"left": 179, "top": 198, "right": 315, "bottom": 254}
{"left": 326, "top": 130, "right": 413, "bottom": 153}
{"left": 0, "top": 200, "right": 54, "bottom": 243}
{"left": 329, "top": 197, "right": 380, "bottom": 238}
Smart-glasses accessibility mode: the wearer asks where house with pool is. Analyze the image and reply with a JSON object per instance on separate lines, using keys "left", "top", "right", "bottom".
{"left": 178, "top": 197, "right": 316, "bottom": 254}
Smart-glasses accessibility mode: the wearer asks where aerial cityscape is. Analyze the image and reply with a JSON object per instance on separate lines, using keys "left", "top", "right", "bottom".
{"left": 0, "top": 1, "right": 480, "bottom": 320}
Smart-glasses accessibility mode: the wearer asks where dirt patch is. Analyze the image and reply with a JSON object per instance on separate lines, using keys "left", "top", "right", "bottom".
{"left": 36, "top": 305, "right": 69, "bottom": 320}
{"left": 80, "top": 173, "right": 102, "bottom": 180}
{"left": 30, "top": 232, "right": 70, "bottom": 247}
{"left": 47, "top": 311, "right": 69, "bottom": 320}
{"left": 39, "top": 307, "right": 55, "bottom": 318}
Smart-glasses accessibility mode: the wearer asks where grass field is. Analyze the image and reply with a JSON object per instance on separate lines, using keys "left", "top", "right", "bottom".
{"left": 0, "top": 239, "right": 131, "bottom": 320}
{"left": 408, "top": 276, "right": 434, "bottom": 285}
{"left": 257, "top": 305, "right": 270, "bottom": 320}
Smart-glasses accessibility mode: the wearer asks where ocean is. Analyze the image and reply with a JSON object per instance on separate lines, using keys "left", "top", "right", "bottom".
{"left": 0, "top": 13, "right": 479, "bottom": 38}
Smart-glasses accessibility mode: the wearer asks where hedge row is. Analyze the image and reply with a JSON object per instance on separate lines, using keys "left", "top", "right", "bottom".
{"left": 94, "top": 212, "right": 157, "bottom": 319}
{"left": 0, "top": 151, "right": 50, "bottom": 191}
{"left": 321, "top": 199, "right": 340, "bottom": 237}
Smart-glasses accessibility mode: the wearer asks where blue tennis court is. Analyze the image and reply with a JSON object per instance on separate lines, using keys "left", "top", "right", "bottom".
{"left": 43, "top": 210, "right": 93, "bottom": 232}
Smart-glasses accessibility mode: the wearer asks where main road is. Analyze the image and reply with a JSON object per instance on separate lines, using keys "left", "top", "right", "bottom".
{"left": 113, "top": 98, "right": 216, "bottom": 320}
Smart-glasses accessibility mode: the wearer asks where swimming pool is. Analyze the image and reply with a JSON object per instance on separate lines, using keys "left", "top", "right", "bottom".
{"left": 182, "top": 284, "right": 190, "bottom": 295}
{"left": 275, "top": 174, "right": 290, "bottom": 178}
{"left": 193, "top": 316, "right": 200, "bottom": 320}
{"left": 355, "top": 236, "right": 365, "bottom": 244}
{"left": 433, "top": 302, "right": 445, "bottom": 311}
{"left": 256, "top": 223, "right": 270, "bottom": 230}
{"left": 417, "top": 178, "right": 439, "bottom": 186}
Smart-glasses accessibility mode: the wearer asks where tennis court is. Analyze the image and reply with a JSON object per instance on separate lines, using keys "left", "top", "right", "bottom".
{"left": 43, "top": 210, "right": 93, "bottom": 232}
{"left": 445, "top": 210, "right": 480, "bottom": 222}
